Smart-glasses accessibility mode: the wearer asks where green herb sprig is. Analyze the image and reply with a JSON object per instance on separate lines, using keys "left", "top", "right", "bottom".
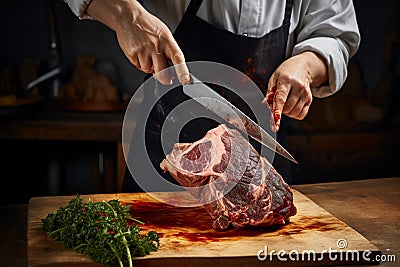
{"left": 42, "top": 195, "right": 160, "bottom": 266}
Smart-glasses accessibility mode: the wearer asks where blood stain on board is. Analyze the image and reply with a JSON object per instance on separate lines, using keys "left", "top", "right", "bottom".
{"left": 123, "top": 200, "right": 343, "bottom": 243}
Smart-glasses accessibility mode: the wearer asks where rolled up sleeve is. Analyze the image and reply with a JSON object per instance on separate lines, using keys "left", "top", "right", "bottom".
{"left": 293, "top": 0, "right": 360, "bottom": 98}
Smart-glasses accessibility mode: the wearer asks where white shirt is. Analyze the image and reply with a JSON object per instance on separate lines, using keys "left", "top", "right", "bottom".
{"left": 63, "top": 0, "right": 360, "bottom": 98}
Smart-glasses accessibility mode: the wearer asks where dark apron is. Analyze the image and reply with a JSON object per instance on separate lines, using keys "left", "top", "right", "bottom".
{"left": 122, "top": 0, "right": 293, "bottom": 192}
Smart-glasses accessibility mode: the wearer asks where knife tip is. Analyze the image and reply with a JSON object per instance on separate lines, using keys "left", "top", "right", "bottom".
{"left": 287, "top": 154, "right": 298, "bottom": 164}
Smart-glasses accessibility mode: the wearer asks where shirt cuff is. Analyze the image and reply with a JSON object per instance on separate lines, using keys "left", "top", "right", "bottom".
{"left": 63, "top": 0, "right": 94, "bottom": 19}
{"left": 292, "top": 37, "right": 350, "bottom": 99}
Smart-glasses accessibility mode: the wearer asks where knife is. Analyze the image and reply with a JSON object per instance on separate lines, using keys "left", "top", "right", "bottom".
{"left": 182, "top": 78, "right": 298, "bottom": 164}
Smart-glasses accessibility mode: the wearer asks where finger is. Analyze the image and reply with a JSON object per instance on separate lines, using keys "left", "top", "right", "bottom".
{"left": 282, "top": 90, "right": 300, "bottom": 114}
{"left": 263, "top": 74, "right": 278, "bottom": 104}
{"left": 293, "top": 93, "right": 312, "bottom": 119}
{"left": 138, "top": 55, "right": 153, "bottom": 73}
{"left": 286, "top": 84, "right": 312, "bottom": 117}
{"left": 264, "top": 78, "right": 278, "bottom": 131}
{"left": 297, "top": 103, "right": 311, "bottom": 120}
{"left": 274, "top": 82, "right": 290, "bottom": 111}
{"left": 129, "top": 57, "right": 141, "bottom": 71}
{"left": 152, "top": 53, "right": 173, "bottom": 85}
{"left": 269, "top": 112, "right": 278, "bottom": 133}
{"left": 164, "top": 40, "right": 190, "bottom": 84}
{"left": 271, "top": 110, "right": 281, "bottom": 132}
{"left": 262, "top": 85, "right": 277, "bottom": 106}
{"left": 284, "top": 96, "right": 303, "bottom": 119}
{"left": 263, "top": 75, "right": 278, "bottom": 121}
{"left": 271, "top": 82, "right": 290, "bottom": 131}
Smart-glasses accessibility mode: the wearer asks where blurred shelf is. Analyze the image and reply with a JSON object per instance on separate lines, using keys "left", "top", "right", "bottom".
{"left": 0, "top": 106, "right": 124, "bottom": 141}
{"left": 0, "top": 106, "right": 127, "bottom": 199}
{"left": 287, "top": 130, "right": 400, "bottom": 183}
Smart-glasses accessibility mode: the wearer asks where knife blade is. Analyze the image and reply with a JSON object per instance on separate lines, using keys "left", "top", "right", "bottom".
{"left": 183, "top": 78, "right": 298, "bottom": 164}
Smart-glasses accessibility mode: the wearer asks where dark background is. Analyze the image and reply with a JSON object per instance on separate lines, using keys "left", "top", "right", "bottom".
{"left": 0, "top": 0, "right": 399, "bottom": 204}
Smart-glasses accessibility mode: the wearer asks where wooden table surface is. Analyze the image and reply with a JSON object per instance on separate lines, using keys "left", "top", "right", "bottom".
{"left": 1, "top": 177, "right": 398, "bottom": 267}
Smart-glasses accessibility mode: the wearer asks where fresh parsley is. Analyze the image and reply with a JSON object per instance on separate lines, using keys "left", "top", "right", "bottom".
{"left": 42, "top": 195, "right": 160, "bottom": 267}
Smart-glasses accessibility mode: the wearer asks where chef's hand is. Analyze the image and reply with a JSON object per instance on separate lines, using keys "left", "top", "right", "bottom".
{"left": 263, "top": 51, "right": 328, "bottom": 132}
{"left": 87, "top": 0, "right": 190, "bottom": 85}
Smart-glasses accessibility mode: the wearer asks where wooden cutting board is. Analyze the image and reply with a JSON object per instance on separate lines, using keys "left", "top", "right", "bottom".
{"left": 27, "top": 190, "right": 380, "bottom": 267}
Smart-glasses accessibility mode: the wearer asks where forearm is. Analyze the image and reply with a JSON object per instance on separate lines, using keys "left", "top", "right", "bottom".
{"left": 86, "top": 0, "right": 143, "bottom": 32}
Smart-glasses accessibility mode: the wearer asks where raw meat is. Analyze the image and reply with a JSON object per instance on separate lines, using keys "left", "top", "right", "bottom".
{"left": 160, "top": 124, "right": 296, "bottom": 230}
